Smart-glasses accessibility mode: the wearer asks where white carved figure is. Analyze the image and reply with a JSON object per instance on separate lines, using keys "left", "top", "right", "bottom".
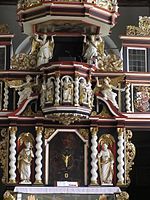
{"left": 9, "top": 75, "right": 36, "bottom": 107}
{"left": 95, "top": 76, "right": 125, "bottom": 109}
{"left": 98, "top": 143, "right": 114, "bottom": 185}
{"left": 46, "top": 78, "right": 54, "bottom": 103}
{"left": 62, "top": 77, "right": 73, "bottom": 103}
{"left": 37, "top": 34, "right": 54, "bottom": 66}
{"left": 17, "top": 140, "right": 34, "bottom": 184}
{"left": 83, "top": 35, "right": 98, "bottom": 67}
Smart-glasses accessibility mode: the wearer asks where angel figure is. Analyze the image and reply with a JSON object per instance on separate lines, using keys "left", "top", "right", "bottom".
{"left": 8, "top": 75, "right": 39, "bottom": 107}
{"left": 95, "top": 76, "right": 125, "bottom": 109}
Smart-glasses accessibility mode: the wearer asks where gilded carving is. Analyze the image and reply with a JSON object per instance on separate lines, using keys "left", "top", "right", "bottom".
{"left": 126, "top": 16, "right": 150, "bottom": 36}
{"left": 78, "top": 129, "right": 89, "bottom": 140}
{"left": 90, "top": 127, "right": 98, "bottom": 135}
{"left": 46, "top": 113, "right": 87, "bottom": 125}
{"left": 3, "top": 190, "right": 16, "bottom": 200}
{"left": 0, "top": 128, "right": 9, "bottom": 183}
{"left": 125, "top": 129, "right": 136, "bottom": 185}
{"left": 17, "top": 0, "right": 42, "bottom": 10}
{"left": 116, "top": 191, "right": 129, "bottom": 200}
{"left": 0, "top": 24, "right": 10, "bottom": 34}
{"left": 44, "top": 128, "right": 56, "bottom": 139}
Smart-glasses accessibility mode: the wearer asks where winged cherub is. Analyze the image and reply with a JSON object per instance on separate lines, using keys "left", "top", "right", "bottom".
{"left": 95, "top": 76, "right": 125, "bottom": 109}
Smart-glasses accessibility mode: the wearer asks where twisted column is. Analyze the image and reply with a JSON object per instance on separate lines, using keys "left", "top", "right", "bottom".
{"left": 55, "top": 74, "right": 60, "bottom": 105}
{"left": 90, "top": 127, "right": 98, "bottom": 185}
{"left": 35, "top": 126, "right": 44, "bottom": 184}
{"left": 117, "top": 128, "right": 125, "bottom": 185}
{"left": 87, "top": 78, "right": 93, "bottom": 109}
{"left": 3, "top": 81, "right": 9, "bottom": 110}
{"left": 125, "top": 83, "right": 131, "bottom": 112}
{"left": 9, "top": 126, "right": 17, "bottom": 183}
{"left": 74, "top": 75, "right": 79, "bottom": 106}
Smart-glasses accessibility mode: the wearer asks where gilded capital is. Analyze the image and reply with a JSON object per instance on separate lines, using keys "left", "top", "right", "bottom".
{"left": 9, "top": 127, "right": 17, "bottom": 134}
{"left": 35, "top": 126, "right": 44, "bottom": 134}
{"left": 90, "top": 127, "right": 98, "bottom": 135}
{"left": 117, "top": 128, "right": 125, "bottom": 137}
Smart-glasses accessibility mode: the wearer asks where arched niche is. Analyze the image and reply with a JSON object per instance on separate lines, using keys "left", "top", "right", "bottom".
{"left": 44, "top": 129, "right": 88, "bottom": 186}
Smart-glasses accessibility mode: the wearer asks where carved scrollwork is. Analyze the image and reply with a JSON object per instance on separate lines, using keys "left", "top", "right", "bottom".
{"left": 126, "top": 16, "right": 150, "bottom": 36}
{"left": 78, "top": 129, "right": 89, "bottom": 140}
{"left": 44, "top": 128, "right": 56, "bottom": 139}
{"left": 0, "top": 128, "right": 9, "bottom": 183}
{"left": 125, "top": 129, "right": 136, "bottom": 185}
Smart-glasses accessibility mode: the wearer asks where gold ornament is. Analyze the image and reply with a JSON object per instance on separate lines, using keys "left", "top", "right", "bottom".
{"left": 125, "top": 129, "right": 136, "bottom": 185}
{"left": 116, "top": 191, "right": 129, "bottom": 200}
{"left": 0, "top": 128, "right": 9, "bottom": 183}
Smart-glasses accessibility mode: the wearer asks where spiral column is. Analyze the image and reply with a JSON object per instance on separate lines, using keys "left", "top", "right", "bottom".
{"left": 74, "top": 75, "right": 79, "bottom": 106}
{"left": 3, "top": 82, "right": 9, "bottom": 110}
{"left": 117, "top": 128, "right": 125, "bottom": 185}
{"left": 55, "top": 73, "right": 60, "bottom": 105}
{"left": 35, "top": 126, "right": 44, "bottom": 184}
{"left": 9, "top": 126, "right": 17, "bottom": 183}
{"left": 90, "top": 127, "right": 98, "bottom": 185}
{"left": 125, "top": 83, "right": 131, "bottom": 112}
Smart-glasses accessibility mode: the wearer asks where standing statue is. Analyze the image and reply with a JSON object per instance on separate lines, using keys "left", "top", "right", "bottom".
{"left": 83, "top": 35, "right": 98, "bottom": 67}
{"left": 17, "top": 137, "right": 34, "bottom": 184}
{"left": 95, "top": 76, "right": 125, "bottom": 109}
{"left": 37, "top": 34, "right": 55, "bottom": 66}
{"left": 98, "top": 143, "right": 114, "bottom": 185}
{"left": 62, "top": 77, "right": 73, "bottom": 103}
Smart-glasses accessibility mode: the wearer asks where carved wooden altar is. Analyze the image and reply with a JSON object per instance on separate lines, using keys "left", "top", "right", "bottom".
{"left": 2, "top": 1, "right": 149, "bottom": 200}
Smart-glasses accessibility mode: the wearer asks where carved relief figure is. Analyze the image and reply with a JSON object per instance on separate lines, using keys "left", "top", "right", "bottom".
{"left": 95, "top": 76, "right": 125, "bottom": 109}
{"left": 79, "top": 79, "right": 88, "bottom": 104}
{"left": 8, "top": 75, "right": 38, "bottom": 107}
{"left": 62, "top": 76, "right": 73, "bottom": 103}
{"left": 17, "top": 133, "right": 34, "bottom": 184}
{"left": 46, "top": 78, "right": 54, "bottom": 103}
